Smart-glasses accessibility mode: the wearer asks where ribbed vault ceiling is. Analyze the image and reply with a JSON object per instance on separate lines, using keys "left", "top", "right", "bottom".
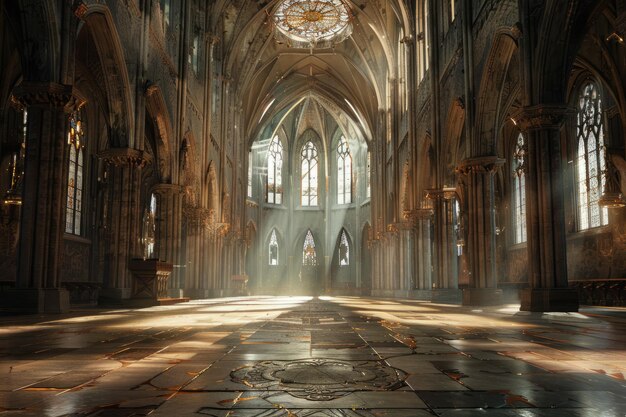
{"left": 213, "top": 0, "right": 409, "bottom": 143}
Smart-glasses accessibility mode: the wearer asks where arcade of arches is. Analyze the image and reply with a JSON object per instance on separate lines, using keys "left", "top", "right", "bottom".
{"left": 1, "top": 0, "right": 626, "bottom": 313}
{"left": 2, "top": 1, "right": 626, "bottom": 415}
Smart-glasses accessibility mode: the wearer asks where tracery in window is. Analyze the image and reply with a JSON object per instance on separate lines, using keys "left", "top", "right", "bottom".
{"left": 65, "top": 110, "right": 85, "bottom": 235}
{"left": 272, "top": 0, "right": 352, "bottom": 47}
{"left": 338, "top": 229, "right": 350, "bottom": 266}
{"left": 512, "top": 133, "right": 526, "bottom": 244}
{"left": 337, "top": 135, "right": 352, "bottom": 204}
{"left": 303, "top": 229, "right": 317, "bottom": 266}
{"left": 301, "top": 141, "right": 319, "bottom": 206}
{"left": 576, "top": 81, "right": 609, "bottom": 230}
{"left": 269, "top": 229, "right": 279, "bottom": 265}
{"left": 267, "top": 135, "right": 283, "bottom": 204}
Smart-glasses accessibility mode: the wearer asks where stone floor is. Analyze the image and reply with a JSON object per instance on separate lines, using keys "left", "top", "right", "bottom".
{"left": 1, "top": 297, "right": 626, "bottom": 416}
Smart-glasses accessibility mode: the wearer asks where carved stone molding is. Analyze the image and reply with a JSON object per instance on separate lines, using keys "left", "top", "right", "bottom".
{"left": 402, "top": 208, "right": 434, "bottom": 226}
{"left": 13, "top": 82, "right": 86, "bottom": 112}
{"left": 456, "top": 156, "right": 505, "bottom": 175}
{"left": 152, "top": 183, "right": 184, "bottom": 196}
{"left": 99, "top": 148, "right": 150, "bottom": 168}
{"left": 425, "top": 187, "right": 457, "bottom": 201}
{"left": 512, "top": 104, "right": 576, "bottom": 132}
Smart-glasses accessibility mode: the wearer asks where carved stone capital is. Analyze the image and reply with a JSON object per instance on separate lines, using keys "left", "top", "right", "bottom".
{"left": 99, "top": 148, "right": 150, "bottom": 168}
{"left": 512, "top": 105, "right": 576, "bottom": 132}
{"left": 456, "top": 156, "right": 505, "bottom": 175}
{"left": 13, "top": 82, "right": 86, "bottom": 112}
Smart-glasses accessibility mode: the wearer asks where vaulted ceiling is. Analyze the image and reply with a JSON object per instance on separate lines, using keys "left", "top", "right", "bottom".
{"left": 211, "top": 0, "right": 411, "bottom": 143}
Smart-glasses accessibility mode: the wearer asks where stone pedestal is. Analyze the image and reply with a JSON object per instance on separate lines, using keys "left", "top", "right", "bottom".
{"left": 462, "top": 288, "right": 503, "bottom": 306}
{"left": 520, "top": 288, "right": 579, "bottom": 312}
{"left": 128, "top": 258, "right": 173, "bottom": 305}
{"left": 0, "top": 288, "right": 69, "bottom": 313}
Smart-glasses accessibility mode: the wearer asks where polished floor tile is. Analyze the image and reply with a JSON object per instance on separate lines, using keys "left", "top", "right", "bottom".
{"left": 1, "top": 296, "right": 625, "bottom": 416}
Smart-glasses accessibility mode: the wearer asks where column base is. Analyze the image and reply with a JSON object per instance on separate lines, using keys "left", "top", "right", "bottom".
{"left": 0, "top": 288, "right": 69, "bottom": 314}
{"left": 462, "top": 288, "right": 503, "bottom": 306}
{"left": 519, "top": 288, "right": 579, "bottom": 312}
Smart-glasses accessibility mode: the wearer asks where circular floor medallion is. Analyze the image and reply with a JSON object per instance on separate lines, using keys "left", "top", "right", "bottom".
{"left": 230, "top": 358, "right": 406, "bottom": 401}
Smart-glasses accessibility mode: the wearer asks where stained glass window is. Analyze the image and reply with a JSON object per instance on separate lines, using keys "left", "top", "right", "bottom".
{"left": 273, "top": 0, "right": 352, "bottom": 46}
{"left": 66, "top": 110, "right": 85, "bottom": 235}
{"left": 301, "top": 141, "right": 319, "bottom": 206}
{"left": 339, "top": 229, "right": 349, "bottom": 266}
{"left": 267, "top": 135, "right": 283, "bottom": 204}
{"left": 269, "top": 229, "right": 279, "bottom": 265}
{"left": 576, "top": 81, "right": 609, "bottom": 230}
{"left": 337, "top": 135, "right": 352, "bottom": 204}
{"left": 512, "top": 133, "right": 526, "bottom": 244}
{"left": 303, "top": 229, "right": 317, "bottom": 266}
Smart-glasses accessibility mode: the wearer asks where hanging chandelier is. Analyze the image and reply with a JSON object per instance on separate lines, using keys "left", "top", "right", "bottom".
{"left": 272, "top": 0, "right": 353, "bottom": 48}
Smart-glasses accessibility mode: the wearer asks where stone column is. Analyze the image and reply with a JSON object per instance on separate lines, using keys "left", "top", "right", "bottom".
{"left": 3, "top": 83, "right": 84, "bottom": 313}
{"left": 412, "top": 208, "right": 434, "bottom": 293}
{"left": 513, "top": 105, "right": 579, "bottom": 311}
{"left": 153, "top": 183, "right": 183, "bottom": 295}
{"left": 426, "top": 189, "right": 462, "bottom": 302}
{"left": 98, "top": 148, "right": 147, "bottom": 301}
{"left": 457, "top": 156, "right": 505, "bottom": 306}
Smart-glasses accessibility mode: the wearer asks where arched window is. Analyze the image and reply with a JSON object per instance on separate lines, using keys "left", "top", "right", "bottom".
{"left": 65, "top": 110, "right": 85, "bottom": 235}
{"left": 576, "top": 81, "right": 609, "bottom": 230}
{"left": 303, "top": 229, "right": 317, "bottom": 266}
{"left": 512, "top": 133, "right": 526, "bottom": 244}
{"left": 366, "top": 151, "right": 371, "bottom": 198}
{"left": 143, "top": 193, "right": 158, "bottom": 259}
{"left": 338, "top": 229, "right": 350, "bottom": 266}
{"left": 191, "top": 35, "right": 200, "bottom": 74}
{"left": 337, "top": 135, "right": 352, "bottom": 204}
{"left": 269, "top": 229, "right": 279, "bottom": 265}
{"left": 247, "top": 151, "right": 253, "bottom": 198}
{"left": 301, "top": 141, "right": 319, "bottom": 206}
{"left": 267, "top": 135, "right": 283, "bottom": 204}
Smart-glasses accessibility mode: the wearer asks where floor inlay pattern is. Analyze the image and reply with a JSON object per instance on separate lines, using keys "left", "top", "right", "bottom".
{"left": 230, "top": 358, "right": 407, "bottom": 400}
